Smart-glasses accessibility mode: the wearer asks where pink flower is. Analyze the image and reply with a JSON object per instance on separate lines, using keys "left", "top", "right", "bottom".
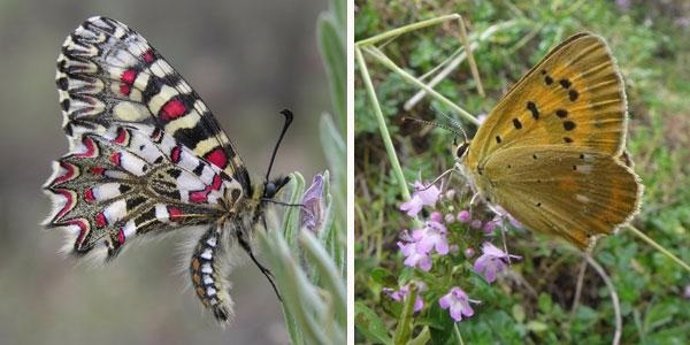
{"left": 457, "top": 210, "right": 471, "bottom": 223}
{"left": 684, "top": 284, "right": 690, "bottom": 299}
{"left": 400, "top": 182, "right": 441, "bottom": 217}
{"left": 439, "top": 287, "right": 475, "bottom": 322}
{"left": 383, "top": 283, "right": 425, "bottom": 312}
{"left": 300, "top": 173, "right": 326, "bottom": 233}
{"left": 473, "top": 242, "right": 521, "bottom": 283}
{"left": 470, "top": 219, "right": 483, "bottom": 230}
{"left": 412, "top": 220, "right": 449, "bottom": 255}
{"left": 444, "top": 213, "right": 455, "bottom": 223}
{"left": 398, "top": 241, "right": 432, "bottom": 271}
{"left": 482, "top": 220, "right": 498, "bottom": 234}
{"left": 491, "top": 205, "right": 523, "bottom": 229}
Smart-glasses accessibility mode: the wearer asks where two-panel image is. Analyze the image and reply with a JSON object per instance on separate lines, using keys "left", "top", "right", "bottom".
{"left": 1, "top": 1, "right": 689, "bottom": 344}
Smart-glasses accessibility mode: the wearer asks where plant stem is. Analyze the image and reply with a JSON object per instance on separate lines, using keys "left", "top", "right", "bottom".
{"left": 362, "top": 46, "right": 479, "bottom": 125}
{"left": 626, "top": 224, "right": 690, "bottom": 272}
{"left": 355, "top": 46, "right": 411, "bottom": 200}
{"left": 356, "top": 14, "right": 461, "bottom": 47}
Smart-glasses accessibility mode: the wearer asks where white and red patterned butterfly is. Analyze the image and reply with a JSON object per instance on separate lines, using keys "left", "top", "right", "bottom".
{"left": 43, "top": 16, "right": 292, "bottom": 323}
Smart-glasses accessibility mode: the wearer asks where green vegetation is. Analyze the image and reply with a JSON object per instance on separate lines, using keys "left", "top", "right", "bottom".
{"left": 355, "top": 1, "right": 690, "bottom": 344}
{"left": 258, "top": 0, "right": 346, "bottom": 343}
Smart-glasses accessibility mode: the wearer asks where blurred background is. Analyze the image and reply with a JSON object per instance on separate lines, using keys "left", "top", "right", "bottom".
{"left": 0, "top": 1, "right": 330, "bottom": 344}
{"left": 355, "top": 0, "right": 690, "bottom": 343}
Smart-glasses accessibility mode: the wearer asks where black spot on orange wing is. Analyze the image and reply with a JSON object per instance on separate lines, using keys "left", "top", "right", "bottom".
{"left": 526, "top": 101, "right": 540, "bottom": 120}
{"left": 512, "top": 118, "right": 522, "bottom": 129}
{"left": 556, "top": 109, "right": 568, "bottom": 118}
{"left": 568, "top": 89, "right": 579, "bottom": 101}
{"left": 563, "top": 121, "right": 576, "bottom": 131}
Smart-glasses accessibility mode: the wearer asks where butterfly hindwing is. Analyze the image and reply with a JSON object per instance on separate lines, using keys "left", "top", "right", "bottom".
{"left": 56, "top": 16, "right": 251, "bottom": 192}
{"left": 467, "top": 32, "right": 627, "bottom": 167}
{"left": 483, "top": 146, "right": 641, "bottom": 248}
{"left": 44, "top": 124, "right": 243, "bottom": 259}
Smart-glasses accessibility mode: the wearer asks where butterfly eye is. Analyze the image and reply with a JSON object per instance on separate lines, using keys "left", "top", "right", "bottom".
{"left": 263, "top": 176, "right": 291, "bottom": 199}
{"left": 264, "top": 182, "right": 277, "bottom": 198}
{"left": 455, "top": 143, "right": 469, "bottom": 159}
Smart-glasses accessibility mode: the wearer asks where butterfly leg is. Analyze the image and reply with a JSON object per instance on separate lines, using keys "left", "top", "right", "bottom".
{"left": 237, "top": 230, "right": 283, "bottom": 302}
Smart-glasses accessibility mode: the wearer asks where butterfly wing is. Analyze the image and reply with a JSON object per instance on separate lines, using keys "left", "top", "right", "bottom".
{"left": 483, "top": 146, "right": 641, "bottom": 249}
{"left": 44, "top": 124, "right": 243, "bottom": 259}
{"left": 56, "top": 16, "right": 251, "bottom": 192}
{"left": 466, "top": 32, "right": 627, "bottom": 169}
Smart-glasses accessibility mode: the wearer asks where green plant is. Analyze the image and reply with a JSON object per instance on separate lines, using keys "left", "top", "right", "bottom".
{"left": 355, "top": 1, "right": 690, "bottom": 343}
{"left": 258, "top": 0, "right": 346, "bottom": 344}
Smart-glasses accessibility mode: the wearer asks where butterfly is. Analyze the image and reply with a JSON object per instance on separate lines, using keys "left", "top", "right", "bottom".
{"left": 454, "top": 32, "right": 642, "bottom": 249}
{"left": 43, "top": 16, "right": 292, "bottom": 323}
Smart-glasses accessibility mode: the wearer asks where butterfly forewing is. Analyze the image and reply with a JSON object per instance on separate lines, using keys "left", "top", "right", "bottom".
{"left": 56, "top": 16, "right": 251, "bottom": 191}
{"left": 467, "top": 33, "right": 627, "bottom": 168}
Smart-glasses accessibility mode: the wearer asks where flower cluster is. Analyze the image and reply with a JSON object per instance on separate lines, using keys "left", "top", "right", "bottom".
{"left": 397, "top": 211, "right": 449, "bottom": 271}
{"left": 384, "top": 180, "right": 522, "bottom": 323}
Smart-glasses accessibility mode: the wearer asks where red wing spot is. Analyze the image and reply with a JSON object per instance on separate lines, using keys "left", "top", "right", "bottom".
{"left": 55, "top": 189, "right": 76, "bottom": 220}
{"left": 142, "top": 49, "right": 155, "bottom": 63}
{"left": 114, "top": 128, "right": 128, "bottom": 145}
{"left": 167, "top": 206, "right": 183, "bottom": 221}
{"left": 205, "top": 148, "right": 228, "bottom": 169}
{"left": 170, "top": 146, "right": 182, "bottom": 163}
{"left": 84, "top": 188, "right": 96, "bottom": 202}
{"left": 160, "top": 98, "right": 187, "bottom": 121}
{"left": 211, "top": 174, "right": 223, "bottom": 190}
{"left": 95, "top": 212, "right": 108, "bottom": 228}
{"left": 109, "top": 152, "right": 122, "bottom": 166}
{"left": 90, "top": 167, "right": 106, "bottom": 175}
{"left": 119, "top": 84, "right": 132, "bottom": 96}
{"left": 119, "top": 69, "right": 137, "bottom": 96}
{"left": 75, "top": 137, "right": 97, "bottom": 158}
{"left": 68, "top": 219, "right": 90, "bottom": 248}
{"left": 189, "top": 190, "right": 208, "bottom": 203}
{"left": 117, "top": 228, "right": 126, "bottom": 244}
{"left": 121, "top": 69, "right": 137, "bottom": 84}
{"left": 52, "top": 162, "right": 77, "bottom": 185}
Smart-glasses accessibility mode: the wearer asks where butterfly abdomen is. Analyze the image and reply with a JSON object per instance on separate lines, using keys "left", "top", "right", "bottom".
{"left": 190, "top": 225, "right": 234, "bottom": 322}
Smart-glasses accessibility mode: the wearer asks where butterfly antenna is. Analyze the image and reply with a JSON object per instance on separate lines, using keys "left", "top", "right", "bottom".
{"left": 402, "top": 117, "right": 464, "bottom": 139}
{"left": 265, "top": 109, "right": 293, "bottom": 182}
{"left": 435, "top": 110, "right": 469, "bottom": 143}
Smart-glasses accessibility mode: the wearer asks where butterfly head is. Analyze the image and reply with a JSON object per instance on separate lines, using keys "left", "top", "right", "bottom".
{"left": 263, "top": 175, "right": 291, "bottom": 201}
